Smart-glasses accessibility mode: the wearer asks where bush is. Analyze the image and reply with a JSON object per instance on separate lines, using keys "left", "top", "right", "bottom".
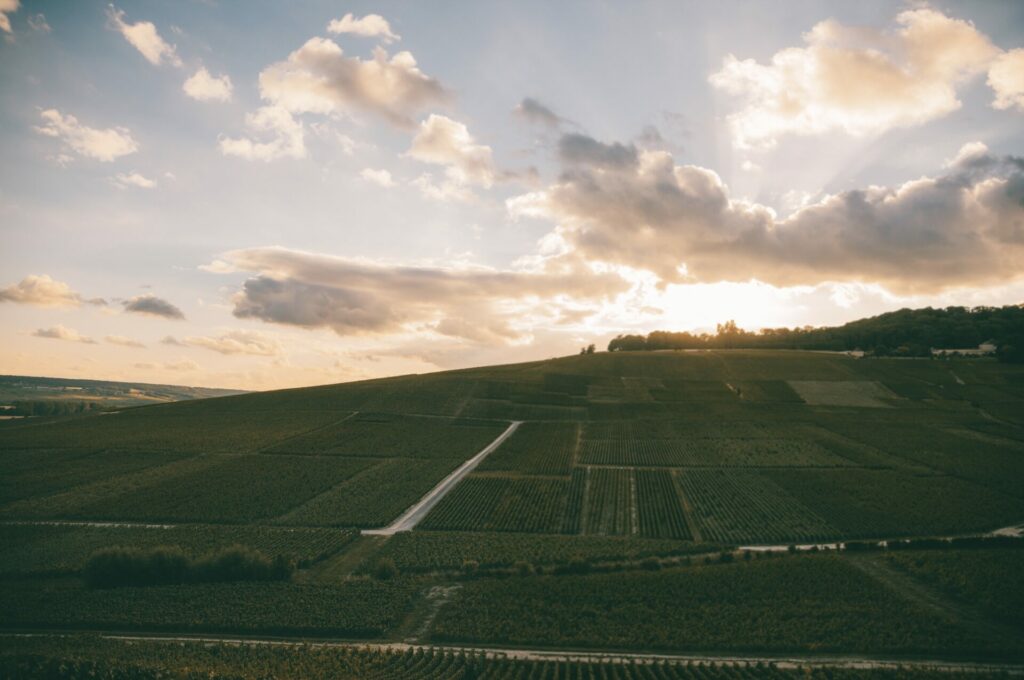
{"left": 84, "top": 544, "right": 292, "bottom": 589}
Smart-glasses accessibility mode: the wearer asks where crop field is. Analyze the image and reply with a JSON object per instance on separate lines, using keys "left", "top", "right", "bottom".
{"left": 883, "top": 549, "right": 1024, "bottom": 627}
{"left": 420, "top": 475, "right": 570, "bottom": 533}
{"left": 582, "top": 468, "right": 635, "bottom": 535}
{"left": 429, "top": 555, "right": 1013, "bottom": 656}
{"left": 2, "top": 349, "right": 1024, "bottom": 665}
{"left": 268, "top": 413, "right": 506, "bottom": 459}
{"left": 276, "top": 458, "right": 464, "bottom": 527}
{"left": 764, "top": 469, "right": 1024, "bottom": 538}
{"left": 477, "top": 421, "right": 578, "bottom": 475}
{"left": 63, "top": 454, "right": 375, "bottom": 523}
{"left": 635, "top": 469, "right": 691, "bottom": 539}
{"left": 579, "top": 437, "right": 848, "bottom": 467}
{"left": 6, "top": 637, "right": 1011, "bottom": 680}
{"left": 676, "top": 469, "right": 836, "bottom": 543}
{"left": 0, "top": 524, "right": 357, "bottom": 575}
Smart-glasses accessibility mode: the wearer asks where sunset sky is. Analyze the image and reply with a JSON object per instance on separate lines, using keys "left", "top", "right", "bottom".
{"left": 2, "top": 1, "right": 1023, "bottom": 390}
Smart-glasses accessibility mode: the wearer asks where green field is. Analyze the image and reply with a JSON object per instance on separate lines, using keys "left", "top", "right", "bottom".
{"left": 2, "top": 350, "right": 1023, "bottom": 666}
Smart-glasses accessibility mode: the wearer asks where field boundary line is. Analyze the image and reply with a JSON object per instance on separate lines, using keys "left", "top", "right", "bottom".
{"left": 255, "top": 411, "right": 360, "bottom": 454}
{"left": 362, "top": 421, "right": 522, "bottom": 535}
{"left": 4, "top": 632, "right": 1022, "bottom": 674}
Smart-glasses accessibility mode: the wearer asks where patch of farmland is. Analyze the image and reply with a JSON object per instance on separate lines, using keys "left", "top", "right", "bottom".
{"left": 368, "top": 531, "right": 699, "bottom": 573}
{"left": 650, "top": 379, "right": 737, "bottom": 402}
{"left": 788, "top": 380, "right": 896, "bottom": 407}
{"left": 579, "top": 438, "right": 849, "bottom": 467}
{"left": 586, "top": 401, "right": 669, "bottom": 421}
{"left": 0, "top": 408, "right": 351, "bottom": 453}
{"left": 635, "top": 469, "right": 691, "bottom": 539}
{"left": 0, "top": 455, "right": 225, "bottom": 520}
{"left": 0, "top": 524, "right": 358, "bottom": 576}
{"left": 458, "top": 398, "right": 588, "bottom": 421}
{"left": 275, "top": 457, "right": 464, "bottom": 527}
{"left": 676, "top": 469, "right": 836, "bottom": 543}
{"left": 731, "top": 380, "right": 805, "bottom": 403}
{"left": 822, "top": 421, "right": 1024, "bottom": 498}
{"left": 764, "top": 468, "right": 1024, "bottom": 539}
{"left": 583, "top": 419, "right": 789, "bottom": 440}
{"left": 72, "top": 455, "right": 376, "bottom": 523}
{"left": 267, "top": 413, "right": 506, "bottom": 458}
{"left": 0, "top": 448, "right": 194, "bottom": 504}
{"left": 561, "top": 468, "right": 587, "bottom": 534}
{"left": 419, "top": 475, "right": 569, "bottom": 533}
{"left": 583, "top": 468, "right": 635, "bottom": 536}
{"left": 477, "top": 422, "right": 577, "bottom": 476}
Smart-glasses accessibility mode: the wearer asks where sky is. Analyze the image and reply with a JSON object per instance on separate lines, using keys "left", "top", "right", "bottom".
{"left": 1, "top": 0, "right": 1023, "bottom": 391}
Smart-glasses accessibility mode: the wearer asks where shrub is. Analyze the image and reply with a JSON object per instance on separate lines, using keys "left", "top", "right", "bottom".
{"left": 372, "top": 557, "right": 399, "bottom": 581}
{"left": 83, "top": 544, "right": 292, "bottom": 589}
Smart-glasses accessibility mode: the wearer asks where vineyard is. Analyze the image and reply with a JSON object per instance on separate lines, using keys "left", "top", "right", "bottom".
{"left": 675, "top": 469, "right": 836, "bottom": 543}
{"left": 1, "top": 349, "right": 1023, "bottom": 665}
{"left": 419, "top": 476, "right": 569, "bottom": 533}
{"left": 4, "top": 636, "right": 1011, "bottom": 680}
{"left": 477, "top": 422, "right": 578, "bottom": 475}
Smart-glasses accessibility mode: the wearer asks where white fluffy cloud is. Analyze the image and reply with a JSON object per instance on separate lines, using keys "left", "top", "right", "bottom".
{"left": 0, "top": 275, "right": 97, "bottom": 307}
{"left": 106, "top": 4, "right": 182, "bottom": 67}
{"left": 34, "top": 109, "right": 138, "bottom": 162}
{"left": 360, "top": 168, "right": 395, "bottom": 187}
{"left": 989, "top": 49, "right": 1024, "bottom": 112}
{"left": 709, "top": 8, "right": 1001, "bottom": 148}
{"left": 219, "top": 106, "right": 306, "bottom": 161}
{"left": 113, "top": 172, "right": 156, "bottom": 189}
{"left": 182, "top": 330, "right": 282, "bottom": 356}
{"left": 183, "top": 67, "right": 233, "bottom": 102}
{"left": 327, "top": 13, "right": 400, "bottom": 43}
{"left": 209, "top": 246, "right": 628, "bottom": 345}
{"left": 33, "top": 325, "right": 96, "bottom": 344}
{"left": 408, "top": 114, "right": 496, "bottom": 187}
{"left": 0, "top": 0, "right": 19, "bottom": 34}
{"left": 511, "top": 134, "right": 1024, "bottom": 294}
{"left": 258, "top": 37, "right": 448, "bottom": 128}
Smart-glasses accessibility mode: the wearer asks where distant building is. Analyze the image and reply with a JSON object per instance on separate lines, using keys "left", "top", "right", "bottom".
{"left": 931, "top": 341, "right": 997, "bottom": 357}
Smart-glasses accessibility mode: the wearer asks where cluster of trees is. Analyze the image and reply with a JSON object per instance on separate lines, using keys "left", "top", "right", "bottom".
{"left": 607, "top": 305, "right": 1024, "bottom": 362}
{"left": 83, "top": 544, "right": 293, "bottom": 589}
{"left": 5, "top": 400, "right": 107, "bottom": 417}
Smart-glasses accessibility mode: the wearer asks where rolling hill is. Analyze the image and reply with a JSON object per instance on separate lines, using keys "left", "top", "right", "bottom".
{"left": 2, "top": 349, "right": 1023, "bottom": 673}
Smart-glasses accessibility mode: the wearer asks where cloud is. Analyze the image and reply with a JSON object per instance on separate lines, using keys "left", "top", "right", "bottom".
{"left": 558, "top": 133, "right": 637, "bottom": 168}
{"left": 34, "top": 109, "right": 138, "bottom": 162}
{"left": 989, "top": 49, "right": 1024, "bottom": 112}
{"left": 411, "top": 173, "right": 474, "bottom": 203}
{"left": 514, "top": 97, "right": 564, "bottom": 127}
{"left": 709, "top": 8, "right": 1000, "bottom": 148}
{"left": 112, "top": 172, "right": 156, "bottom": 189}
{"left": 27, "top": 12, "right": 48, "bottom": 33}
{"left": 408, "top": 114, "right": 496, "bottom": 187}
{"left": 219, "top": 106, "right": 305, "bottom": 161}
{"left": 106, "top": 4, "right": 182, "bottom": 67}
{"left": 209, "top": 246, "right": 628, "bottom": 344}
{"left": 0, "top": 275, "right": 95, "bottom": 307}
{"left": 258, "top": 37, "right": 448, "bottom": 129}
{"left": 122, "top": 294, "right": 185, "bottom": 319}
{"left": 33, "top": 325, "right": 96, "bottom": 344}
{"left": 183, "top": 67, "right": 233, "bottom": 102}
{"left": 360, "top": 168, "right": 395, "bottom": 187}
{"left": 510, "top": 134, "right": 1024, "bottom": 294}
{"left": 105, "top": 335, "right": 145, "bottom": 348}
{"left": 0, "top": 0, "right": 17, "bottom": 34}
{"left": 134, "top": 359, "right": 198, "bottom": 372}
{"left": 182, "top": 329, "right": 282, "bottom": 356}
{"left": 327, "top": 13, "right": 400, "bottom": 44}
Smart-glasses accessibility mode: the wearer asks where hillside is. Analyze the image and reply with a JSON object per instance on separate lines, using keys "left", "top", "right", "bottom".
{"left": 2, "top": 350, "right": 1023, "bottom": 667}
{"left": 0, "top": 374, "right": 247, "bottom": 417}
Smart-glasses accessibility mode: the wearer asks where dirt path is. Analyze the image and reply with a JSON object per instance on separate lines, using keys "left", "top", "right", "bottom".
{"left": 362, "top": 421, "right": 522, "bottom": 535}
{"left": 6, "top": 632, "right": 1022, "bottom": 674}
{"left": 395, "top": 584, "right": 462, "bottom": 643}
{"left": 304, "top": 534, "right": 389, "bottom": 582}
{"left": 847, "top": 555, "right": 1022, "bottom": 643}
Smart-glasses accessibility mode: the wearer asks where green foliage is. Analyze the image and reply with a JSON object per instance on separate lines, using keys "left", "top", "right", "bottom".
{"left": 477, "top": 421, "right": 578, "bottom": 476}
{"left": 582, "top": 468, "right": 633, "bottom": 535}
{"left": 83, "top": 544, "right": 291, "bottom": 588}
{"left": 635, "top": 469, "right": 691, "bottom": 539}
{"left": 430, "top": 555, "right": 1011, "bottom": 656}
{"left": 420, "top": 475, "right": 570, "bottom": 533}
